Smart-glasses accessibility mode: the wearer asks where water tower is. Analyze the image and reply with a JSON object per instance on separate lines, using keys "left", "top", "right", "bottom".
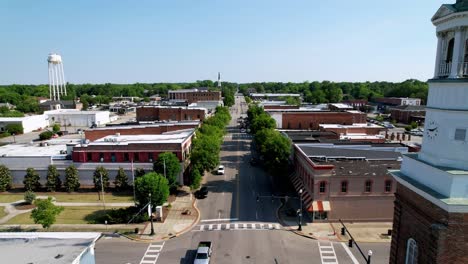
{"left": 47, "top": 53, "right": 67, "bottom": 101}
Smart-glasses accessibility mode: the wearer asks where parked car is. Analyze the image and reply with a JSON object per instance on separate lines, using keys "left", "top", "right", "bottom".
{"left": 194, "top": 241, "right": 213, "bottom": 264}
{"left": 240, "top": 128, "right": 246, "bottom": 133}
{"left": 217, "top": 165, "right": 225, "bottom": 175}
{"left": 195, "top": 187, "right": 208, "bottom": 199}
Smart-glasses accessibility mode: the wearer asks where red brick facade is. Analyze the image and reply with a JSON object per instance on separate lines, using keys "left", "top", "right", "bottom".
{"left": 85, "top": 124, "right": 199, "bottom": 141}
{"left": 168, "top": 90, "right": 221, "bottom": 103}
{"left": 319, "top": 126, "right": 383, "bottom": 136}
{"left": 136, "top": 107, "right": 206, "bottom": 122}
{"left": 72, "top": 138, "right": 192, "bottom": 163}
{"left": 280, "top": 112, "right": 366, "bottom": 130}
{"left": 390, "top": 109, "right": 426, "bottom": 124}
{"left": 390, "top": 183, "right": 468, "bottom": 263}
{"left": 264, "top": 105, "right": 300, "bottom": 110}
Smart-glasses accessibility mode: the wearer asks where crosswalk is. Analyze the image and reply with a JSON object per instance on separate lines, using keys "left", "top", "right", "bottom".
{"left": 224, "top": 134, "right": 253, "bottom": 139}
{"left": 139, "top": 242, "right": 165, "bottom": 264}
{"left": 318, "top": 242, "right": 338, "bottom": 264}
{"left": 193, "top": 222, "right": 282, "bottom": 232}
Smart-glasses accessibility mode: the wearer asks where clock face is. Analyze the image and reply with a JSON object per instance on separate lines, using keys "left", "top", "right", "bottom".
{"left": 426, "top": 120, "right": 439, "bottom": 140}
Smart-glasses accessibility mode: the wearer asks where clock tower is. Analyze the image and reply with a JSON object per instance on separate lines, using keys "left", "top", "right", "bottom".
{"left": 390, "top": 1, "right": 468, "bottom": 263}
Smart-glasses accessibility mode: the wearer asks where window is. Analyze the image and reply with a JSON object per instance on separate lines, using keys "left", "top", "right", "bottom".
{"left": 341, "top": 181, "right": 348, "bottom": 193}
{"left": 364, "top": 180, "right": 372, "bottom": 193}
{"left": 455, "top": 128, "right": 466, "bottom": 141}
{"left": 99, "top": 153, "right": 104, "bottom": 162}
{"left": 111, "top": 153, "right": 116, "bottom": 162}
{"left": 134, "top": 153, "right": 139, "bottom": 162}
{"left": 385, "top": 180, "right": 393, "bottom": 193}
{"left": 87, "top": 153, "right": 92, "bottom": 162}
{"left": 124, "top": 153, "right": 129, "bottom": 162}
{"left": 298, "top": 123, "right": 302, "bottom": 129}
{"left": 446, "top": 38, "right": 454, "bottom": 62}
{"left": 149, "top": 153, "right": 154, "bottom": 162}
{"left": 405, "top": 238, "right": 418, "bottom": 264}
{"left": 319, "top": 181, "right": 326, "bottom": 194}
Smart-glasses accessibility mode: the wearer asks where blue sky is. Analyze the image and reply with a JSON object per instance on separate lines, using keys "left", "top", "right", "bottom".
{"left": 0, "top": 0, "right": 447, "bottom": 84}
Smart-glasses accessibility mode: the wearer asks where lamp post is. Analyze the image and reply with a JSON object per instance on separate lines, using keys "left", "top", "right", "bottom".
{"left": 149, "top": 193, "right": 155, "bottom": 236}
{"left": 12, "top": 133, "right": 16, "bottom": 143}
{"left": 367, "top": 250, "right": 373, "bottom": 264}
{"left": 298, "top": 189, "right": 303, "bottom": 231}
{"left": 100, "top": 171, "right": 106, "bottom": 210}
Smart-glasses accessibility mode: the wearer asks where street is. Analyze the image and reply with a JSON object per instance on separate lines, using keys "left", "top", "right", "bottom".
{"left": 95, "top": 95, "right": 390, "bottom": 264}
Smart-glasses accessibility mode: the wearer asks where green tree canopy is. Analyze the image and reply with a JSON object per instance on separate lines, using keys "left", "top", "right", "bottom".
{"left": 114, "top": 167, "right": 129, "bottom": 191}
{"left": 93, "top": 166, "right": 110, "bottom": 191}
{"left": 135, "top": 172, "right": 169, "bottom": 208}
{"left": 153, "top": 152, "right": 181, "bottom": 187}
{"left": 0, "top": 165, "right": 12, "bottom": 192}
{"left": 64, "top": 165, "right": 80, "bottom": 192}
{"left": 46, "top": 165, "right": 61, "bottom": 192}
{"left": 30, "top": 197, "right": 64, "bottom": 229}
{"left": 23, "top": 167, "right": 41, "bottom": 191}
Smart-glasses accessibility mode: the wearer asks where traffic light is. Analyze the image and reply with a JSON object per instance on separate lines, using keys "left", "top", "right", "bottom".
{"left": 341, "top": 227, "right": 346, "bottom": 236}
{"left": 348, "top": 239, "right": 353, "bottom": 248}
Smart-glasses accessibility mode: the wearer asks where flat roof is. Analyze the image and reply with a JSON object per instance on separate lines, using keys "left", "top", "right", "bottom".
{"left": 0, "top": 232, "right": 100, "bottom": 264}
{"left": 0, "top": 143, "right": 67, "bottom": 157}
{"left": 299, "top": 145, "right": 402, "bottom": 160}
{"left": 329, "top": 103, "right": 353, "bottom": 108}
{"left": 250, "top": 93, "right": 301, "bottom": 97}
{"left": 90, "top": 121, "right": 200, "bottom": 131}
{"left": 85, "top": 129, "right": 195, "bottom": 146}
{"left": 320, "top": 123, "right": 383, "bottom": 128}
{"left": 45, "top": 109, "right": 109, "bottom": 115}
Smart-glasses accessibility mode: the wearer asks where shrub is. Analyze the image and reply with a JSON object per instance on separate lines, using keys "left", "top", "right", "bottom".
{"left": 0, "top": 165, "right": 12, "bottom": 192}
{"left": 5, "top": 124, "right": 23, "bottom": 135}
{"left": 93, "top": 207, "right": 149, "bottom": 224}
{"left": 52, "top": 124, "right": 60, "bottom": 133}
{"left": 24, "top": 191, "right": 36, "bottom": 204}
{"left": 410, "top": 121, "right": 418, "bottom": 129}
{"left": 64, "top": 165, "right": 80, "bottom": 192}
{"left": 46, "top": 165, "right": 61, "bottom": 192}
{"left": 405, "top": 125, "right": 412, "bottom": 132}
{"left": 114, "top": 167, "right": 129, "bottom": 191}
{"left": 23, "top": 168, "right": 41, "bottom": 191}
{"left": 39, "top": 131, "right": 54, "bottom": 140}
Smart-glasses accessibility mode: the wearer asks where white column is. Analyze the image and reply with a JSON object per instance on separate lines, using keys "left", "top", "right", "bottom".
{"left": 60, "top": 62, "right": 67, "bottom": 96}
{"left": 434, "top": 32, "right": 443, "bottom": 78}
{"left": 449, "top": 28, "right": 463, "bottom": 78}
{"left": 48, "top": 64, "right": 53, "bottom": 101}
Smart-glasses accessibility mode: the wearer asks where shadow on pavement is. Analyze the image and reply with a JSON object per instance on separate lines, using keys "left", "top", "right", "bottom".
{"left": 180, "top": 249, "right": 197, "bottom": 264}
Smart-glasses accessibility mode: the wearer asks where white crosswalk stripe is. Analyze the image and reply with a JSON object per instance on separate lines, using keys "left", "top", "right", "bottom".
{"left": 193, "top": 222, "right": 283, "bottom": 232}
{"left": 318, "top": 242, "right": 339, "bottom": 264}
{"left": 223, "top": 133, "right": 253, "bottom": 139}
{"left": 139, "top": 242, "right": 165, "bottom": 264}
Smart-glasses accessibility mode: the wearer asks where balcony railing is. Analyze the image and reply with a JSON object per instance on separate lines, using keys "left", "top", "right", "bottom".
{"left": 438, "top": 62, "right": 451, "bottom": 77}
{"left": 462, "top": 62, "right": 468, "bottom": 76}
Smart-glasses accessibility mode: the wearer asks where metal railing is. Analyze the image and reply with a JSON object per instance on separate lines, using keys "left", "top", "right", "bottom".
{"left": 438, "top": 62, "right": 451, "bottom": 77}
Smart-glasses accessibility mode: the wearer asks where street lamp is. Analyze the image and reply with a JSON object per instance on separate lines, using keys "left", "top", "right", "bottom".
{"left": 298, "top": 189, "right": 303, "bottom": 231}
{"left": 367, "top": 250, "right": 373, "bottom": 264}
{"left": 12, "top": 133, "right": 15, "bottom": 143}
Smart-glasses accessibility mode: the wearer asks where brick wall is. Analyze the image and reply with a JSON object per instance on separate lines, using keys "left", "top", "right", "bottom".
{"left": 320, "top": 126, "right": 383, "bottom": 135}
{"left": 390, "top": 183, "right": 468, "bottom": 263}
{"left": 85, "top": 124, "right": 199, "bottom": 141}
{"left": 281, "top": 112, "right": 366, "bottom": 129}
{"left": 264, "top": 105, "right": 300, "bottom": 110}
{"left": 390, "top": 109, "right": 426, "bottom": 124}
{"left": 136, "top": 107, "right": 205, "bottom": 122}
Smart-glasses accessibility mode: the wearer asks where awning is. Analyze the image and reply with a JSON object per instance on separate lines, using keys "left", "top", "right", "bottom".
{"left": 307, "top": 201, "right": 331, "bottom": 212}
{"left": 288, "top": 173, "right": 313, "bottom": 209}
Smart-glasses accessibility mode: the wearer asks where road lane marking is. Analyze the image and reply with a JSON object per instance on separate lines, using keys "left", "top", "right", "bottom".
{"left": 318, "top": 242, "right": 338, "bottom": 264}
{"left": 139, "top": 242, "right": 165, "bottom": 264}
{"left": 208, "top": 224, "right": 213, "bottom": 231}
{"left": 340, "top": 242, "right": 360, "bottom": 264}
{"left": 200, "top": 218, "right": 238, "bottom": 222}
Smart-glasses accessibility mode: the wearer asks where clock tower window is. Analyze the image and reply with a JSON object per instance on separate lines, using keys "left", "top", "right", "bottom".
{"left": 454, "top": 128, "right": 467, "bottom": 141}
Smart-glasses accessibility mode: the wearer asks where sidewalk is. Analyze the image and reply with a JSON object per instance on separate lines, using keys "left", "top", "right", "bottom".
{"left": 138, "top": 186, "right": 199, "bottom": 241}
{"left": 277, "top": 199, "right": 393, "bottom": 243}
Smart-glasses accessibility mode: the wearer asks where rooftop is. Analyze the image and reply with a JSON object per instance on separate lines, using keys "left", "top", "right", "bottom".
{"left": 0, "top": 142, "right": 69, "bottom": 157}
{"left": 85, "top": 129, "right": 195, "bottom": 146}
{"left": 250, "top": 93, "right": 301, "bottom": 97}
{"left": 92, "top": 121, "right": 200, "bottom": 131}
{"left": 320, "top": 123, "right": 383, "bottom": 129}
{"left": 45, "top": 109, "right": 109, "bottom": 115}
{"left": 299, "top": 145, "right": 403, "bottom": 161}
{"left": 390, "top": 105, "right": 426, "bottom": 111}
{"left": 0, "top": 232, "right": 100, "bottom": 264}
{"left": 329, "top": 103, "right": 353, "bottom": 109}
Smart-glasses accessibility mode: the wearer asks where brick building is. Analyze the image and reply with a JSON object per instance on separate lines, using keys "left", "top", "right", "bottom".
{"left": 266, "top": 109, "right": 366, "bottom": 130}
{"left": 342, "top": 99, "right": 368, "bottom": 109}
{"left": 292, "top": 144, "right": 405, "bottom": 222}
{"left": 389, "top": 105, "right": 426, "bottom": 124}
{"left": 374, "top": 97, "right": 422, "bottom": 107}
{"left": 84, "top": 122, "right": 200, "bottom": 141}
{"left": 292, "top": 143, "right": 405, "bottom": 222}
{"left": 72, "top": 129, "right": 195, "bottom": 184}
{"left": 136, "top": 106, "right": 206, "bottom": 122}
{"left": 168, "top": 88, "right": 221, "bottom": 104}
{"left": 389, "top": 1, "right": 468, "bottom": 263}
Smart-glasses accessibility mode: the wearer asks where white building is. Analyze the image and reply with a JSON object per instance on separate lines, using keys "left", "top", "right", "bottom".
{"left": 45, "top": 109, "right": 111, "bottom": 128}
{"left": 0, "top": 232, "right": 101, "bottom": 264}
{"left": 0, "top": 115, "right": 48, "bottom": 133}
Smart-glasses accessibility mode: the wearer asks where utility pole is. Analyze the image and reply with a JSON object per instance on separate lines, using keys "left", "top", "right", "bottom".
{"left": 149, "top": 193, "right": 155, "bottom": 236}
{"left": 298, "top": 189, "right": 303, "bottom": 231}
{"left": 131, "top": 160, "right": 136, "bottom": 206}
{"left": 100, "top": 171, "right": 106, "bottom": 210}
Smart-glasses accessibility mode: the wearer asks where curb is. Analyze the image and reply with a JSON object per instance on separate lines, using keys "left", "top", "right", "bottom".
{"left": 121, "top": 193, "right": 201, "bottom": 243}
{"left": 275, "top": 201, "right": 317, "bottom": 240}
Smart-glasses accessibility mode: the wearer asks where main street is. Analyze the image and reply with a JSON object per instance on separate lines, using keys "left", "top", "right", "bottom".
{"left": 96, "top": 95, "right": 390, "bottom": 264}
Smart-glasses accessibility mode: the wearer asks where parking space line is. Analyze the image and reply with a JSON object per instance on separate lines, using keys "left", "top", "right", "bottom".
{"left": 139, "top": 242, "right": 165, "bottom": 264}
{"left": 318, "top": 242, "right": 338, "bottom": 264}
{"left": 340, "top": 242, "right": 360, "bottom": 264}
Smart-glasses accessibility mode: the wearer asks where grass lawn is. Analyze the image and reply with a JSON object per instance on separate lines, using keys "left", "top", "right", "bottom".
{"left": 0, "top": 192, "right": 133, "bottom": 203}
{"left": 0, "top": 207, "right": 6, "bottom": 218}
{"left": 5, "top": 206, "right": 126, "bottom": 225}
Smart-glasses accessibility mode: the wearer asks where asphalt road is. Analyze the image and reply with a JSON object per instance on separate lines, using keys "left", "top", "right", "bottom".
{"left": 95, "top": 95, "right": 390, "bottom": 264}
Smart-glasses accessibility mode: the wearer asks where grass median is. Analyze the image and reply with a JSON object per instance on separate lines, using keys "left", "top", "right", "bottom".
{"left": 5, "top": 206, "right": 128, "bottom": 225}
{"left": 0, "top": 206, "right": 6, "bottom": 219}
{"left": 0, "top": 192, "right": 133, "bottom": 203}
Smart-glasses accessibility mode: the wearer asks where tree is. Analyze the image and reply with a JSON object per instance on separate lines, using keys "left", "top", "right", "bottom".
{"left": 135, "top": 172, "right": 169, "bottom": 208}
{"left": 5, "top": 123, "right": 23, "bottom": 134}
{"left": 135, "top": 168, "right": 146, "bottom": 178}
{"left": 93, "top": 166, "right": 110, "bottom": 192}
{"left": 52, "top": 124, "right": 60, "bottom": 133}
{"left": 39, "top": 131, "right": 54, "bottom": 140}
{"left": 46, "top": 165, "right": 61, "bottom": 192}
{"left": 64, "top": 165, "right": 80, "bottom": 192}
{"left": 0, "top": 165, "right": 12, "bottom": 192}
{"left": 24, "top": 191, "right": 36, "bottom": 204}
{"left": 114, "top": 167, "right": 129, "bottom": 191}
{"left": 250, "top": 113, "right": 276, "bottom": 134}
{"left": 23, "top": 167, "right": 41, "bottom": 191}
{"left": 30, "top": 197, "right": 64, "bottom": 229}
{"left": 153, "top": 152, "right": 181, "bottom": 186}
